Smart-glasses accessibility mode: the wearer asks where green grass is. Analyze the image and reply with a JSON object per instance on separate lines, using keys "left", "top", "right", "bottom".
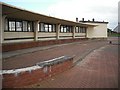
{"left": 108, "top": 33, "right": 120, "bottom": 37}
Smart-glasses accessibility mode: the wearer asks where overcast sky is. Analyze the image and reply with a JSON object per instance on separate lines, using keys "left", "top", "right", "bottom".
{"left": 0, "top": 0, "right": 119, "bottom": 29}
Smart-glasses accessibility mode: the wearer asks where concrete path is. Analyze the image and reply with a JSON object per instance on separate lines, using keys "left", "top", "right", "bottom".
{"left": 26, "top": 37, "right": 118, "bottom": 88}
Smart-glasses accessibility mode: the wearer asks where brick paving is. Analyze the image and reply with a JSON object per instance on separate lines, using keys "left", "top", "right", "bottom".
{"left": 25, "top": 37, "right": 118, "bottom": 88}
{"left": 3, "top": 39, "right": 107, "bottom": 70}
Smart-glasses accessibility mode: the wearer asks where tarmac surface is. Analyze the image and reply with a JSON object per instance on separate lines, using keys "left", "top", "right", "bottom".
{"left": 25, "top": 37, "right": 118, "bottom": 88}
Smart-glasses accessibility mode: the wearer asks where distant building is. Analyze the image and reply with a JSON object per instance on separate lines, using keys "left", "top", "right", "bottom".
{"left": 0, "top": 2, "right": 108, "bottom": 52}
{"left": 113, "top": 26, "right": 119, "bottom": 33}
{"left": 79, "top": 18, "right": 108, "bottom": 38}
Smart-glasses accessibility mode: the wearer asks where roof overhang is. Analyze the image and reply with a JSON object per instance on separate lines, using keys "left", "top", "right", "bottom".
{"left": 1, "top": 2, "right": 96, "bottom": 27}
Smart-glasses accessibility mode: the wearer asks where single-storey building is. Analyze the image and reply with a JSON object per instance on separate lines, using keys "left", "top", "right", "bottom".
{"left": 0, "top": 2, "right": 108, "bottom": 52}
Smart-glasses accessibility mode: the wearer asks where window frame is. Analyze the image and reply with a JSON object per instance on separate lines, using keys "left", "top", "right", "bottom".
{"left": 75, "top": 26, "right": 87, "bottom": 33}
{"left": 39, "top": 23, "right": 56, "bottom": 32}
{"left": 5, "top": 18, "right": 34, "bottom": 32}
{"left": 60, "top": 25, "right": 72, "bottom": 33}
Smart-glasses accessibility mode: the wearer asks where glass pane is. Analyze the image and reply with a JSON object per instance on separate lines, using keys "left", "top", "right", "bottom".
{"left": 76, "top": 27, "right": 78, "bottom": 33}
{"left": 60, "top": 26, "right": 64, "bottom": 32}
{"left": 16, "top": 21, "right": 22, "bottom": 31}
{"left": 28, "top": 22, "right": 33, "bottom": 32}
{"left": 23, "top": 21, "right": 27, "bottom": 31}
{"left": 9, "top": 21, "right": 15, "bottom": 31}
{"left": 45, "top": 27, "right": 48, "bottom": 32}
{"left": 49, "top": 25, "right": 52, "bottom": 32}
{"left": 45, "top": 24, "right": 48, "bottom": 28}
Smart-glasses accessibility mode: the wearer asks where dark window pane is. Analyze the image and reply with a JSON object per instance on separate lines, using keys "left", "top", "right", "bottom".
{"left": 23, "top": 21, "right": 28, "bottom": 31}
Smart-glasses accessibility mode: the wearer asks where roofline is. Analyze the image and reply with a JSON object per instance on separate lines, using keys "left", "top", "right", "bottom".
{"left": 79, "top": 21, "right": 108, "bottom": 24}
{"left": 1, "top": 2, "right": 96, "bottom": 27}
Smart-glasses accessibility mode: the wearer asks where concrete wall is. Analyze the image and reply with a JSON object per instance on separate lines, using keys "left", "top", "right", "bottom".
{"left": 38, "top": 32, "right": 56, "bottom": 41}
{"left": 59, "top": 33, "right": 73, "bottom": 39}
{"left": 4, "top": 32, "right": 34, "bottom": 43}
{"left": 74, "top": 33, "right": 86, "bottom": 38}
{"left": 87, "top": 23, "right": 108, "bottom": 38}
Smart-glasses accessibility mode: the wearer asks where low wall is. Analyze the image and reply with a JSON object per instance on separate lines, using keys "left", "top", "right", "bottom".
{"left": 2, "top": 56, "right": 73, "bottom": 88}
{"left": 2, "top": 38, "right": 88, "bottom": 52}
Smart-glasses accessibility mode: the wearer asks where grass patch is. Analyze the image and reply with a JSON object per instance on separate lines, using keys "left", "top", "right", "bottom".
{"left": 108, "top": 33, "right": 120, "bottom": 37}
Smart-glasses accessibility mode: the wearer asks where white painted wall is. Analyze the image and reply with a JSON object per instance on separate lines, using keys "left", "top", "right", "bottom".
{"left": 59, "top": 33, "right": 73, "bottom": 36}
{"left": 3, "top": 32, "right": 34, "bottom": 43}
{"left": 86, "top": 23, "right": 108, "bottom": 38}
{"left": 4, "top": 32, "right": 34, "bottom": 39}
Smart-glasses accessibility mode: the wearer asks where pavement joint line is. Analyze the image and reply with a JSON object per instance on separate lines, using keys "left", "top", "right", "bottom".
{"left": 2, "top": 39, "right": 107, "bottom": 59}
{"left": 73, "top": 44, "right": 108, "bottom": 67}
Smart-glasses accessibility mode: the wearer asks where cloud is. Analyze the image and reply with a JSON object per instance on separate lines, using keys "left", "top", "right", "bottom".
{"left": 1, "top": 0, "right": 119, "bottom": 29}
{"left": 43, "top": 0, "right": 118, "bottom": 29}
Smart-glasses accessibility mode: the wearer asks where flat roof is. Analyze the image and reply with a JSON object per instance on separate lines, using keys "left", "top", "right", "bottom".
{"left": 79, "top": 21, "right": 108, "bottom": 24}
{"left": 1, "top": 2, "right": 96, "bottom": 27}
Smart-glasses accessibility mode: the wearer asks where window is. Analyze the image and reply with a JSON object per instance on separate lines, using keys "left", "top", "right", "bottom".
{"left": 49, "top": 25, "right": 52, "bottom": 32}
{"left": 16, "top": 21, "right": 22, "bottom": 31}
{"left": 23, "top": 21, "right": 27, "bottom": 31}
{"left": 39, "top": 23, "right": 56, "bottom": 32}
{"left": 9, "top": 21, "right": 15, "bottom": 31}
{"left": 60, "top": 25, "right": 72, "bottom": 33}
{"left": 60, "top": 26, "right": 64, "bottom": 33}
{"left": 75, "top": 26, "right": 86, "bottom": 33}
{"left": 44, "top": 24, "right": 49, "bottom": 32}
{"left": 28, "top": 22, "right": 33, "bottom": 32}
{"left": 75, "top": 27, "right": 79, "bottom": 33}
{"left": 5, "top": 18, "right": 34, "bottom": 32}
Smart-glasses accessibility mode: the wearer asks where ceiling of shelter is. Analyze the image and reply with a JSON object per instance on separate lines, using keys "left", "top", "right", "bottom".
{"left": 2, "top": 3, "right": 95, "bottom": 27}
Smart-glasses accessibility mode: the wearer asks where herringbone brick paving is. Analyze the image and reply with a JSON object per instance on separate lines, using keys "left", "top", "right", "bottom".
{"left": 27, "top": 37, "right": 118, "bottom": 88}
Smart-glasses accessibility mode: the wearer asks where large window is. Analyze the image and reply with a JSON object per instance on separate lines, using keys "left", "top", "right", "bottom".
{"left": 39, "top": 23, "right": 56, "bottom": 32}
{"left": 60, "top": 25, "right": 72, "bottom": 33}
{"left": 5, "top": 18, "right": 34, "bottom": 32}
{"left": 75, "top": 26, "right": 86, "bottom": 33}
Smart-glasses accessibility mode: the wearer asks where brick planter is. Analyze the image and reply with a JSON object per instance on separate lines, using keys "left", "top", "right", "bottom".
{"left": 2, "top": 56, "right": 73, "bottom": 88}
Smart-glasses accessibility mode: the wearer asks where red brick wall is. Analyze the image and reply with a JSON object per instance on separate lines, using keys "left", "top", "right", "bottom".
{"left": 2, "top": 38, "right": 88, "bottom": 52}
{"left": 2, "top": 58, "right": 73, "bottom": 88}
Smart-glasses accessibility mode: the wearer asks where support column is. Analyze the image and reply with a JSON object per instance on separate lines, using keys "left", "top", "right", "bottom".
{"left": 1, "top": 16, "right": 6, "bottom": 43}
{"left": 72, "top": 26, "right": 76, "bottom": 39}
{"left": 34, "top": 20, "right": 40, "bottom": 41}
{"left": 85, "top": 27, "right": 87, "bottom": 38}
{"left": 0, "top": 4, "right": 2, "bottom": 44}
{"left": 0, "top": 4, "right": 2, "bottom": 90}
{"left": 56, "top": 23, "right": 61, "bottom": 40}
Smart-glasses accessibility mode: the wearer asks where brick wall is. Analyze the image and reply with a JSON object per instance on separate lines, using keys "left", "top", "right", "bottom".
{"left": 2, "top": 38, "right": 88, "bottom": 52}
{"left": 2, "top": 58, "right": 73, "bottom": 88}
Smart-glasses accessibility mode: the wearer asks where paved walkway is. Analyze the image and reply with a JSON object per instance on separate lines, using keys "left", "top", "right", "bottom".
{"left": 3, "top": 39, "right": 108, "bottom": 70}
{"left": 26, "top": 37, "right": 118, "bottom": 88}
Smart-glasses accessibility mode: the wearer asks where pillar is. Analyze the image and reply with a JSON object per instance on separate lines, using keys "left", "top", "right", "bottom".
{"left": 56, "top": 24, "right": 61, "bottom": 39}
{"left": 72, "top": 26, "right": 76, "bottom": 39}
{"left": 34, "top": 20, "right": 40, "bottom": 41}
{"left": 0, "top": 3, "right": 2, "bottom": 90}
